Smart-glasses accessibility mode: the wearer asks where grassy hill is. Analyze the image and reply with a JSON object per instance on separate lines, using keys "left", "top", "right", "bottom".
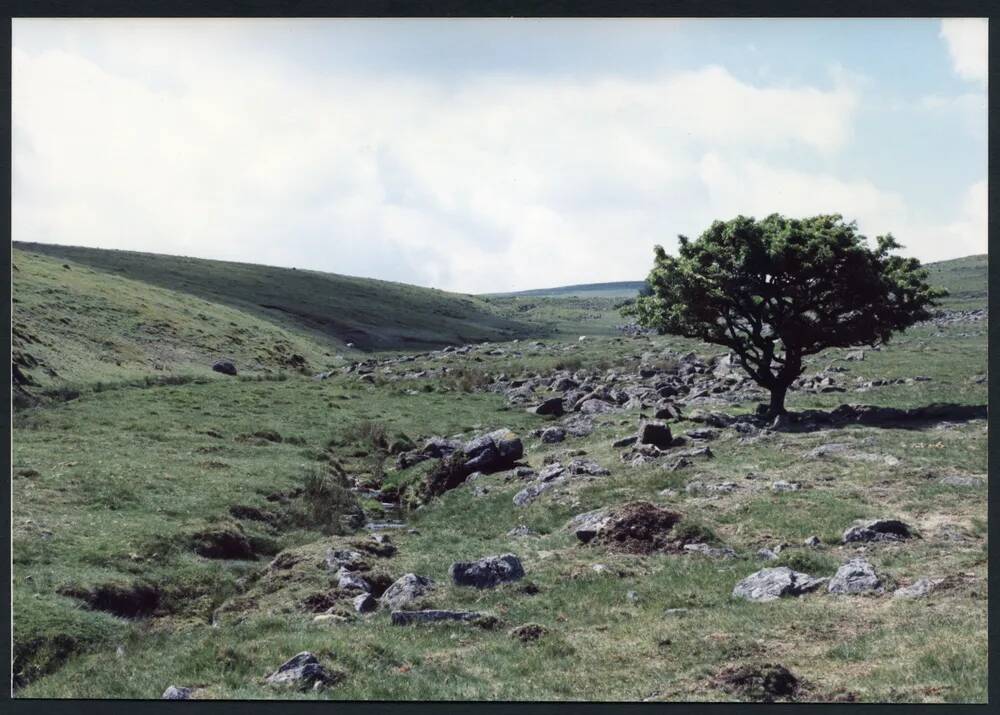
{"left": 12, "top": 248, "right": 342, "bottom": 398}
{"left": 487, "top": 254, "right": 986, "bottom": 304}
{"left": 14, "top": 242, "right": 539, "bottom": 353}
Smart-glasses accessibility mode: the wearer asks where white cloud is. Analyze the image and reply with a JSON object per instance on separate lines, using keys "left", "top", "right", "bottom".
{"left": 940, "top": 19, "right": 988, "bottom": 84}
{"left": 10, "top": 22, "right": 982, "bottom": 294}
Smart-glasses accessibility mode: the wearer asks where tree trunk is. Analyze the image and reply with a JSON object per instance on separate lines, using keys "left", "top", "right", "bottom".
{"left": 767, "top": 383, "right": 789, "bottom": 417}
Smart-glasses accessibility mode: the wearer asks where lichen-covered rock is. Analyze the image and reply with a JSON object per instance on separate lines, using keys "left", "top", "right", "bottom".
{"left": 828, "top": 558, "right": 884, "bottom": 595}
{"left": 265, "top": 652, "right": 337, "bottom": 690}
{"left": 732, "top": 567, "right": 827, "bottom": 602}
{"left": 842, "top": 519, "right": 914, "bottom": 544}
{"left": 893, "top": 577, "right": 945, "bottom": 599}
{"left": 162, "top": 685, "right": 193, "bottom": 699}
{"left": 450, "top": 553, "right": 525, "bottom": 588}
{"left": 380, "top": 573, "right": 435, "bottom": 610}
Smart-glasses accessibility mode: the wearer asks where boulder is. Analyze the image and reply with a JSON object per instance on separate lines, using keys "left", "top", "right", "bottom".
{"left": 638, "top": 421, "right": 673, "bottom": 448}
{"left": 513, "top": 482, "right": 555, "bottom": 507}
{"left": 379, "top": 573, "right": 435, "bottom": 610}
{"left": 569, "top": 508, "right": 613, "bottom": 543}
{"left": 265, "top": 652, "right": 337, "bottom": 690}
{"left": 353, "top": 592, "right": 378, "bottom": 613}
{"left": 732, "top": 567, "right": 827, "bottom": 602}
{"left": 683, "top": 543, "right": 736, "bottom": 559}
{"left": 212, "top": 359, "right": 237, "bottom": 376}
{"left": 162, "top": 686, "right": 193, "bottom": 700}
{"left": 463, "top": 429, "right": 523, "bottom": 473}
{"left": 893, "top": 577, "right": 944, "bottom": 599}
{"left": 450, "top": 553, "right": 525, "bottom": 588}
{"left": 579, "top": 398, "right": 616, "bottom": 414}
{"left": 390, "top": 610, "right": 485, "bottom": 626}
{"left": 828, "top": 558, "right": 884, "bottom": 595}
{"left": 842, "top": 519, "right": 914, "bottom": 544}
{"left": 540, "top": 427, "right": 566, "bottom": 444}
{"left": 529, "top": 398, "right": 564, "bottom": 417}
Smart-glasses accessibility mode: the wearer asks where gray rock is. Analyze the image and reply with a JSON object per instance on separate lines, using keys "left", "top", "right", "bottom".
{"left": 732, "top": 567, "right": 827, "bottom": 602}
{"left": 828, "top": 558, "right": 884, "bottom": 595}
{"left": 506, "top": 525, "right": 538, "bottom": 537}
{"left": 567, "top": 458, "right": 610, "bottom": 476}
{"left": 450, "top": 553, "right": 525, "bottom": 588}
{"left": 626, "top": 590, "right": 640, "bottom": 603}
{"left": 772, "top": 480, "right": 801, "bottom": 492}
{"left": 893, "top": 577, "right": 944, "bottom": 599}
{"left": 513, "top": 481, "right": 555, "bottom": 507}
{"left": 391, "top": 610, "right": 484, "bottom": 626}
{"left": 685, "top": 428, "right": 718, "bottom": 441}
{"left": 162, "top": 686, "right": 193, "bottom": 700}
{"left": 530, "top": 397, "right": 564, "bottom": 417}
{"left": 379, "top": 573, "right": 435, "bottom": 610}
{"left": 579, "top": 398, "right": 616, "bottom": 414}
{"left": 612, "top": 435, "right": 638, "bottom": 448}
{"left": 538, "top": 463, "right": 566, "bottom": 481}
{"left": 939, "top": 474, "right": 986, "bottom": 488}
{"left": 638, "top": 421, "right": 673, "bottom": 448}
{"left": 803, "top": 536, "right": 822, "bottom": 548}
{"left": 265, "top": 652, "right": 336, "bottom": 690}
{"left": 757, "top": 548, "right": 780, "bottom": 561}
{"left": 325, "top": 549, "right": 366, "bottom": 571}
{"left": 353, "top": 592, "right": 378, "bottom": 613}
{"left": 540, "top": 426, "right": 566, "bottom": 443}
{"left": 462, "top": 429, "right": 524, "bottom": 473}
{"left": 336, "top": 568, "right": 370, "bottom": 592}
{"left": 683, "top": 543, "right": 736, "bottom": 559}
{"left": 842, "top": 519, "right": 914, "bottom": 544}
{"left": 212, "top": 359, "right": 237, "bottom": 376}
{"left": 569, "top": 508, "right": 613, "bottom": 543}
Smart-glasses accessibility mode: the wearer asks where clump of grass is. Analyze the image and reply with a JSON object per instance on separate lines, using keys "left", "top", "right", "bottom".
{"left": 299, "top": 467, "right": 363, "bottom": 534}
{"left": 773, "top": 550, "right": 839, "bottom": 576}
{"left": 441, "top": 366, "right": 492, "bottom": 393}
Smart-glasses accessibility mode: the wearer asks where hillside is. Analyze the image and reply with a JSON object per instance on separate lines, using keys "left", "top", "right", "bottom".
{"left": 13, "top": 242, "right": 539, "bottom": 352}
{"left": 12, "top": 248, "right": 341, "bottom": 398}
{"left": 487, "top": 254, "right": 986, "bottom": 304}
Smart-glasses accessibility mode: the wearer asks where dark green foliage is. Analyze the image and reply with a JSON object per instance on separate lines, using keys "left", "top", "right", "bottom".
{"left": 626, "top": 214, "right": 945, "bottom": 414}
{"left": 300, "top": 468, "right": 363, "bottom": 535}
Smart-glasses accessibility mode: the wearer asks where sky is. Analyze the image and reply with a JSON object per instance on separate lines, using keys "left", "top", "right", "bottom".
{"left": 11, "top": 18, "right": 989, "bottom": 294}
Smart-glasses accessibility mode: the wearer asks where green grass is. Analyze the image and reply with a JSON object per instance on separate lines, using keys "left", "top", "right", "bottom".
{"left": 11, "top": 246, "right": 987, "bottom": 701}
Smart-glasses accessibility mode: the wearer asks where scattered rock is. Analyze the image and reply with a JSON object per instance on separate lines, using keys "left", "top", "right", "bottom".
{"left": 612, "top": 435, "right": 638, "bottom": 448}
{"left": 638, "top": 421, "right": 673, "bottom": 448}
{"left": 352, "top": 592, "right": 378, "bottom": 613}
{"left": 390, "top": 610, "right": 485, "bottom": 626}
{"left": 828, "top": 558, "right": 884, "bottom": 595}
{"left": 842, "top": 519, "right": 914, "bottom": 544}
{"left": 771, "top": 480, "right": 801, "bottom": 493}
{"left": 212, "top": 359, "right": 237, "bottom": 376}
{"left": 540, "top": 426, "right": 566, "bottom": 443}
{"left": 803, "top": 536, "right": 822, "bottom": 548}
{"left": 683, "top": 543, "right": 736, "bottom": 559}
{"left": 732, "top": 567, "right": 827, "bottom": 602}
{"left": 265, "top": 652, "right": 337, "bottom": 690}
{"left": 513, "top": 481, "right": 555, "bottom": 507}
{"left": 529, "top": 397, "right": 564, "bottom": 417}
{"left": 506, "top": 525, "right": 538, "bottom": 537}
{"left": 893, "top": 577, "right": 945, "bottom": 599}
{"left": 450, "top": 553, "right": 525, "bottom": 588}
{"left": 161, "top": 686, "right": 193, "bottom": 700}
{"left": 939, "top": 474, "right": 986, "bottom": 488}
{"left": 380, "top": 573, "right": 435, "bottom": 610}
{"left": 569, "top": 508, "right": 613, "bottom": 543}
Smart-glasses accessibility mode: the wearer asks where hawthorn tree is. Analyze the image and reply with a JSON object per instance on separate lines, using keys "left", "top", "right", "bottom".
{"left": 624, "top": 214, "right": 945, "bottom": 417}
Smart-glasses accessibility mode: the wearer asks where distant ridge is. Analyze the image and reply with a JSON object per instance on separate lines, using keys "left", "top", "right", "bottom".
{"left": 490, "top": 281, "right": 646, "bottom": 298}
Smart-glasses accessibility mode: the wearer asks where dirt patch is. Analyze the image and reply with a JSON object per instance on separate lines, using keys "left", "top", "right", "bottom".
{"left": 593, "top": 502, "right": 684, "bottom": 555}
{"left": 510, "top": 623, "right": 547, "bottom": 642}
{"left": 191, "top": 525, "right": 256, "bottom": 560}
{"left": 714, "top": 663, "right": 800, "bottom": 702}
{"left": 58, "top": 582, "right": 161, "bottom": 619}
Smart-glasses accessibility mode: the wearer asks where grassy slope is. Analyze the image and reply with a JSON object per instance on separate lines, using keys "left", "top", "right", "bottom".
{"left": 11, "top": 249, "right": 988, "bottom": 701}
{"left": 14, "top": 242, "right": 539, "bottom": 352}
{"left": 12, "top": 248, "right": 341, "bottom": 392}
{"left": 491, "top": 281, "right": 646, "bottom": 298}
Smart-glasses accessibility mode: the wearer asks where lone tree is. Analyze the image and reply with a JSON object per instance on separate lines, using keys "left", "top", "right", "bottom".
{"left": 624, "top": 214, "right": 945, "bottom": 417}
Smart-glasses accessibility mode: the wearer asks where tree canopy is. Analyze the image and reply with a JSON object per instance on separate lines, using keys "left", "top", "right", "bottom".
{"left": 624, "top": 214, "right": 945, "bottom": 415}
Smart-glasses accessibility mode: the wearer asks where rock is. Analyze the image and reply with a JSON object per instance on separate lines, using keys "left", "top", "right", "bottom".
{"left": 686, "top": 481, "right": 737, "bottom": 496}
{"left": 561, "top": 415, "right": 595, "bottom": 437}
{"left": 732, "top": 567, "right": 827, "bottom": 602}
{"left": 162, "top": 686, "right": 193, "bottom": 700}
{"left": 336, "top": 569, "right": 371, "bottom": 592}
{"left": 530, "top": 397, "right": 564, "bottom": 417}
{"left": 462, "top": 429, "right": 524, "bottom": 473}
{"left": 612, "top": 435, "right": 638, "bottom": 448}
{"left": 828, "top": 558, "right": 884, "bottom": 595}
{"left": 683, "top": 543, "right": 736, "bottom": 559}
{"left": 352, "top": 592, "right": 378, "bottom": 613}
{"left": 845, "top": 350, "right": 865, "bottom": 361}
{"left": 803, "top": 536, "right": 822, "bottom": 548}
{"left": 391, "top": 609, "right": 485, "bottom": 625}
{"left": 567, "top": 458, "right": 610, "bottom": 476}
{"left": 506, "top": 525, "right": 538, "bottom": 537}
{"left": 685, "top": 428, "right": 718, "bottom": 441}
{"left": 379, "top": 573, "right": 435, "bottom": 610}
{"left": 771, "top": 480, "right": 801, "bottom": 492}
{"left": 513, "top": 481, "right": 555, "bottom": 507}
{"left": 939, "top": 474, "right": 986, "bottom": 488}
{"left": 757, "top": 548, "right": 780, "bottom": 561}
{"left": 450, "top": 553, "right": 525, "bottom": 588}
{"left": 540, "top": 426, "right": 566, "bottom": 443}
{"left": 626, "top": 590, "right": 640, "bottom": 603}
{"left": 579, "top": 398, "right": 616, "bottom": 414}
{"left": 638, "top": 421, "right": 673, "bottom": 448}
{"left": 842, "top": 519, "right": 914, "bottom": 544}
{"left": 893, "top": 577, "right": 945, "bottom": 599}
{"left": 569, "top": 508, "right": 613, "bottom": 543}
{"left": 663, "top": 608, "right": 688, "bottom": 616}
{"left": 538, "top": 463, "right": 566, "bottom": 481}
{"left": 212, "top": 359, "right": 237, "bottom": 376}
{"left": 265, "top": 652, "right": 336, "bottom": 690}
{"left": 325, "top": 549, "right": 367, "bottom": 571}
